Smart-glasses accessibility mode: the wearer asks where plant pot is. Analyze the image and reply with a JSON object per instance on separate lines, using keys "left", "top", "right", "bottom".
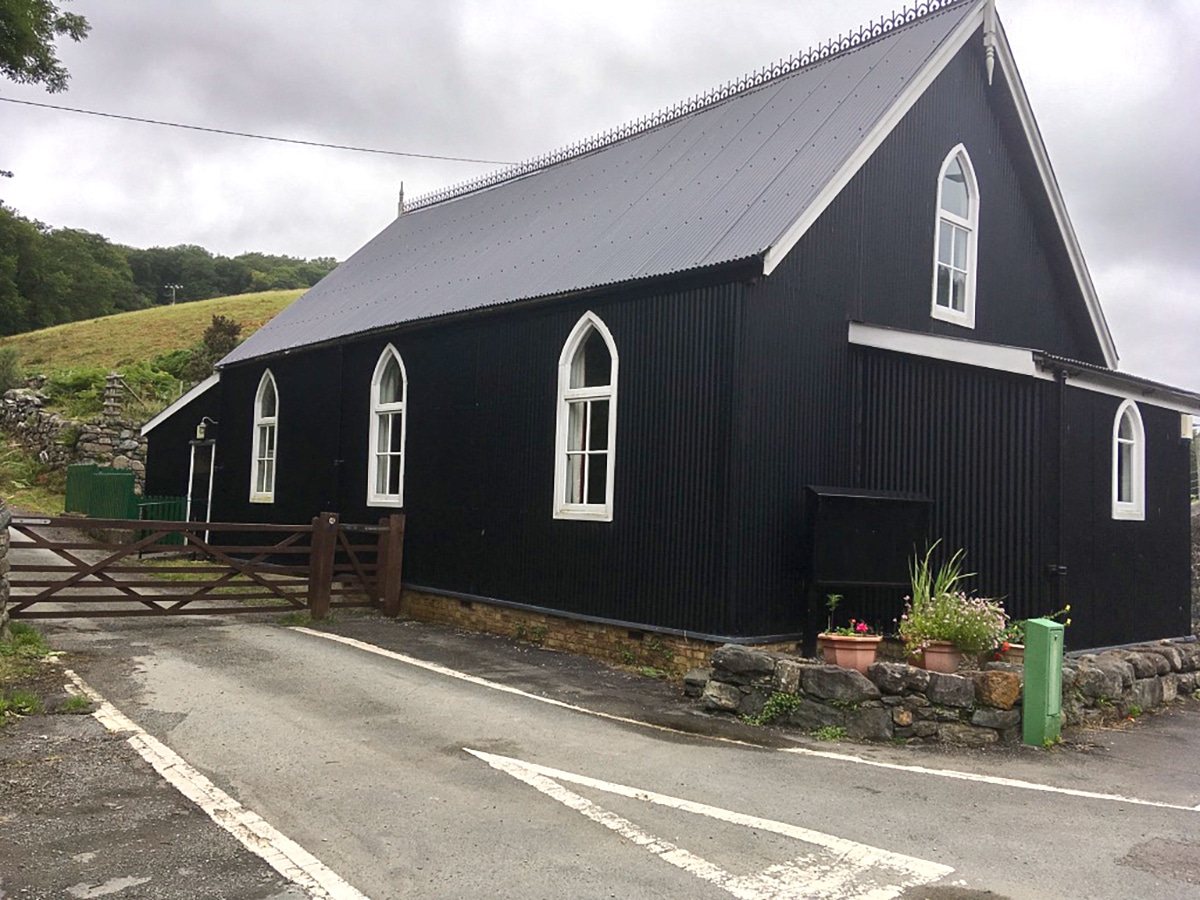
{"left": 1000, "top": 643, "right": 1024, "bottom": 665}
{"left": 916, "top": 640, "right": 963, "bottom": 673}
{"left": 818, "top": 633, "right": 882, "bottom": 674}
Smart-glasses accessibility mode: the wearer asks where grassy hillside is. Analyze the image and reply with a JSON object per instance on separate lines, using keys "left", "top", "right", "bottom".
{"left": 0, "top": 289, "right": 302, "bottom": 374}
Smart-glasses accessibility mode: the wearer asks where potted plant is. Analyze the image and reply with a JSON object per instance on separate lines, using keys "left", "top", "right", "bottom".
{"left": 897, "top": 543, "right": 1007, "bottom": 673}
{"left": 993, "top": 605, "right": 1071, "bottom": 664}
{"left": 818, "top": 594, "right": 882, "bottom": 674}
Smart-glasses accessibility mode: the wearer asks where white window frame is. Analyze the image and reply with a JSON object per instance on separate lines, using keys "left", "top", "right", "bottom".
{"left": 930, "top": 144, "right": 980, "bottom": 329}
{"left": 1111, "top": 399, "right": 1146, "bottom": 521}
{"left": 367, "top": 344, "right": 408, "bottom": 507}
{"left": 249, "top": 369, "right": 278, "bottom": 504}
{"left": 553, "top": 312, "right": 618, "bottom": 522}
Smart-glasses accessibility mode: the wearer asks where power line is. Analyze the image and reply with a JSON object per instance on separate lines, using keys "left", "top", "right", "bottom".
{"left": 0, "top": 96, "right": 514, "bottom": 165}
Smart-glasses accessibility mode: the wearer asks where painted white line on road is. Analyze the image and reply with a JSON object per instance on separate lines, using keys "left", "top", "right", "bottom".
{"left": 466, "top": 748, "right": 952, "bottom": 899}
{"left": 295, "top": 627, "right": 757, "bottom": 745}
{"left": 782, "top": 746, "right": 1200, "bottom": 813}
{"left": 297, "top": 629, "right": 1199, "bottom": 815}
{"left": 63, "top": 669, "right": 372, "bottom": 900}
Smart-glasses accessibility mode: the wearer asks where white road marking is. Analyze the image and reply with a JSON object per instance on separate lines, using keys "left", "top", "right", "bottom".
{"left": 63, "top": 670, "right": 371, "bottom": 900}
{"left": 466, "top": 748, "right": 952, "bottom": 900}
{"left": 294, "top": 627, "right": 753, "bottom": 742}
{"left": 782, "top": 746, "right": 1200, "bottom": 813}
{"left": 299, "top": 628, "right": 1199, "bottom": 813}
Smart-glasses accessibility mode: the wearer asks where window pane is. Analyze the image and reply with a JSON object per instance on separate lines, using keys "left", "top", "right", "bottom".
{"left": 568, "top": 401, "right": 586, "bottom": 451}
{"left": 379, "top": 356, "right": 402, "bottom": 404}
{"left": 376, "top": 415, "right": 390, "bottom": 453}
{"left": 571, "top": 329, "right": 611, "bottom": 388}
{"left": 1119, "top": 413, "right": 1133, "bottom": 441}
{"left": 940, "top": 158, "right": 969, "bottom": 218}
{"left": 388, "top": 413, "right": 403, "bottom": 452}
{"left": 1117, "top": 442, "right": 1132, "bottom": 502}
{"left": 566, "top": 453, "right": 584, "bottom": 503}
{"left": 375, "top": 454, "right": 388, "bottom": 495}
{"left": 936, "top": 266, "right": 951, "bottom": 308}
{"left": 387, "top": 455, "right": 401, "bottom": 494}
{"left": 589, "top": 401, "right": 609, "bottom": 450}
{"left": 260, "top": 380, "right": 276, "bottom": 417}
{"left": 587, "top": 453, "right": 608, "bottom": 504}
{"left": 951, "top": 271, "right": 967, "bottom": 311}
{"left": 952, "top": 224, "right": 968, "bottom": 269}
{"left": 937, "top": 221, "right": 954, "bottom": 265}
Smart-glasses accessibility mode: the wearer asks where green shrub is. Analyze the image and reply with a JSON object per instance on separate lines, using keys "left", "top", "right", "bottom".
{"left": 0, "top": 347, "right": 23, "bottom": 393}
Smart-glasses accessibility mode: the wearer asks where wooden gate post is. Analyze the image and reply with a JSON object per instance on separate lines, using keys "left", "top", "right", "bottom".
{"left": 377, "top": 513, "right": 405, "bottom": 618}
{"left": 308, "top": 511, "right": 339, "bottom": 620}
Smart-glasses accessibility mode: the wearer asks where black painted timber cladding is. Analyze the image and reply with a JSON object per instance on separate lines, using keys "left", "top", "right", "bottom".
{"left": 213, "top": 277, "right": 746, "bottom": 635}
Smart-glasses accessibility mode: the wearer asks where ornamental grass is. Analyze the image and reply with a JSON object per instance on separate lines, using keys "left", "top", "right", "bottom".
{"left": 898, "top": 543, "right": 1007, "bottom": 656}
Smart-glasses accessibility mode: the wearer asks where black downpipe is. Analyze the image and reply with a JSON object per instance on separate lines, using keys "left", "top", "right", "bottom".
{"left": 329, "top": 344, "right": 345, "bottom": 512}
{"left": 1055, "top": 368, "right": 1068, "bottom": 610}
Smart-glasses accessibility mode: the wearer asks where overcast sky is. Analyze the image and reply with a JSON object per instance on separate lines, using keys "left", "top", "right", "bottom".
{"left": 1, "top": 0, "right": 1196, "bottom": 389}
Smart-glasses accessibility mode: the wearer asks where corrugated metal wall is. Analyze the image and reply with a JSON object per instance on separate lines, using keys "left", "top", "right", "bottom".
{"left": 858, "top": 350, "right": 1045, "bottom": 616}
{"left": 215, "top": 275, "right": 749, "bottom": 635}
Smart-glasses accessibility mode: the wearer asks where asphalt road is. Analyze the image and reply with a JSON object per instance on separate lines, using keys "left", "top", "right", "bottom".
{"left": 33, "top": 611, "right": 1200, "bottom": 900}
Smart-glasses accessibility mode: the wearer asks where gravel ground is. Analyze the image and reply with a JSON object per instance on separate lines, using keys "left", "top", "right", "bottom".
{"left": 0, "top": 657, "right": 305, "bottom": 900}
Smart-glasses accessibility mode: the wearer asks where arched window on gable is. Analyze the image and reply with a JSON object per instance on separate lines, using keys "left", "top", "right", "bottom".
{"left": 931, "top": 144, "right": 979, "bottom": 329}
{"left": 553, "top": 312, "right": 618, "bottom": 521}
{"left": 368, "top": 344, "right": 408, "bottom": 507}
{"left": 250, "top": 370, "right": 278, "bottom": 503}
{"left": 1112, "top": 399, "right": 1146, "bottom": 521}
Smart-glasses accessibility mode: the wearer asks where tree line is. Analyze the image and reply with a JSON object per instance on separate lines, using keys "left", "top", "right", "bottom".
{"left": 0, "top": 202, "right": 337, "bottom": 335}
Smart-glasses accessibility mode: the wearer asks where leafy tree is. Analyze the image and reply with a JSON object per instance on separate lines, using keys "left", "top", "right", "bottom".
{"left": 0, "top": 0, "right": 90, "bottom": 92}
{"left": 183, "top": 314, "right": 242, "bottom": 382}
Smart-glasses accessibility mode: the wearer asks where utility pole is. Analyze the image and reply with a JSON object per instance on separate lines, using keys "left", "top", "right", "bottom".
{"left": 164, "top": 283, "right": 183, "bottom": 305}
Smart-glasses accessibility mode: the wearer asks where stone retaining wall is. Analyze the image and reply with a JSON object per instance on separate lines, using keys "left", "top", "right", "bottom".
{"left": 400, "top": 588, "right": 798, "bottom": 676}
{"left": 0, "top": 498, "right": 9, "bottom": 636}
{"left": 695, "top": 638, "right": 1200, "bottom": 743}
{"left": 0, "top": 387, "right": 147, "bottom": 492}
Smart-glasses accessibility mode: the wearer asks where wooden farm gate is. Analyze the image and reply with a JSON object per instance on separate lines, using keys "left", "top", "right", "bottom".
{"left": 6, "top": 512, "right": 405, "bottom": 620}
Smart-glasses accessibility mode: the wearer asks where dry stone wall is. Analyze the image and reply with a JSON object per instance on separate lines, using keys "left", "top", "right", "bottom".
{"left": 694, "top": 638, "right": 1200, "bottom": 744}
{"left": 0, "top": 386, "right": 147, "bottom": 492}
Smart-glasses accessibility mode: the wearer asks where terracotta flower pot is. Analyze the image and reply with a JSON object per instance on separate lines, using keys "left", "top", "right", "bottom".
{"left": 916, "top": 640, "right": 963, "bottom": 673}
{"left": 818, "top": 633, "right": 883, "bottom": 674}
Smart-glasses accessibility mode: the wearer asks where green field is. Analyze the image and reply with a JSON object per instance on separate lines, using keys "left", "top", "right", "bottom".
{"left": 0, "top": 289, "right": 301, "bottom": 374}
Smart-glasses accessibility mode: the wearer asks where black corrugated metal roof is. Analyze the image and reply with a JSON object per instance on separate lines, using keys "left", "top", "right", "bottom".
{"left": 222, "top": 0, "right": 981, "bottom": 366}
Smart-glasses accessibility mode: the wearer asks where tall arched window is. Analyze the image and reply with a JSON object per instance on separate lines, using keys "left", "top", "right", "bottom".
{"left": 931, "top": 144, "right": 979, "bottom": 329}
{"left": 368, "top": 344, "right": 407, "bottom": 506}
{"left": 250, "top": 370, "right": 278, "bottom": 503}
{"left": 1112, "top": 399, "right": 1145, "bottom": 521}
{"left": 553, "top": 312, "right": 618, "bottom": 521}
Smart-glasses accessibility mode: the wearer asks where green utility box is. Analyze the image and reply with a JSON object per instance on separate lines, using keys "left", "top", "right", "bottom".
{"left": 1022, "top": 617, "right": 1064, "bottom": 746}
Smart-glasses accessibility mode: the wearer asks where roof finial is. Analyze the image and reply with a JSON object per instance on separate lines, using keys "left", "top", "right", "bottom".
{"left": 983, "top": 0, "right": 998, "bottom": 85}
{"left": 398, "top": 182, "right": 406, "bottom": 217}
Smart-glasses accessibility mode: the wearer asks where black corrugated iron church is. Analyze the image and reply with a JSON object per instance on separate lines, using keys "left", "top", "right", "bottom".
{"left": 144, "top": 0, "right": 1200, "bottom": 651}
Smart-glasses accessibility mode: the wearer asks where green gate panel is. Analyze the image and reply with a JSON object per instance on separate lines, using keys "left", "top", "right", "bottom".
{"left": 64, "top": 464, "right": 98, "bottom": 514}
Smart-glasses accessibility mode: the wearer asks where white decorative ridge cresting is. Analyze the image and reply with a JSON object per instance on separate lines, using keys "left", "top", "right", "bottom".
{"left": 406, "top": 0, "right": 970, "bottom": 213}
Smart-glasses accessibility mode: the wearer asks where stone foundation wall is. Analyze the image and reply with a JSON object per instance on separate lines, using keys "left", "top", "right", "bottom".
{"left": 399, "top": 589, "right": 799, "bottom": 676}
{"left": 696, "top": 638, "right": 1200, "bottom": 743}
{"left": 0, "top": 387, "right": 147, "bottom": 492}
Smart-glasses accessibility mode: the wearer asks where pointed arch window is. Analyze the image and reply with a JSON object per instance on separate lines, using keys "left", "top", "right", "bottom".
{"left": 1112, "top": 400, "right": 1145, "bottom": 521}
{"left": 553, "top": 312, "right": 618, "bottom": 521}
{"left": 931, "top": 144, "right": 979, "bottom": 329}
{"left": 368, "top": 344, "right": 408, "bottom": 507}
{"left": 250, "top": 370, "right": 278, "bottom": 503}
